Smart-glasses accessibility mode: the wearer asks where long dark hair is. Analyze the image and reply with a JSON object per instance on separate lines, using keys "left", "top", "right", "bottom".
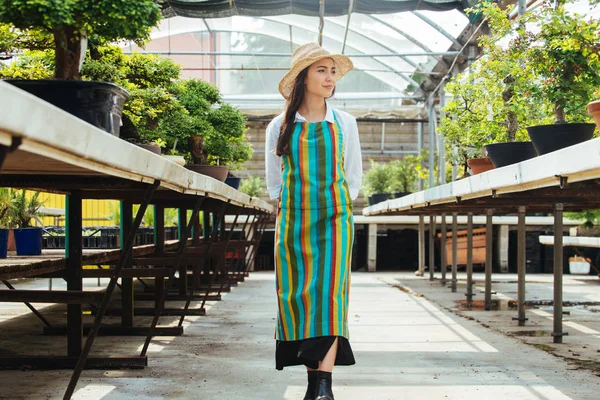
{"left": 276, "top": 68, "right": 309, "bottom": 156}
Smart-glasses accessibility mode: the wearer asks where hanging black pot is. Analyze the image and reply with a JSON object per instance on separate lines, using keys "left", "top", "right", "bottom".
{"left": 526, "top": 123, "right": 595, "bottom": 155}
{"left": 4, "top": 79, "right": 129, "bottom": 136}
{"left": 485, "top": 142, "right": 537, "bottom": 168}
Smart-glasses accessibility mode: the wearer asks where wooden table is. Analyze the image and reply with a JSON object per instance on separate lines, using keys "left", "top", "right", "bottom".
{"left": 0, "top": 81, "right": 273, "bottom": 399}
{"left": 363, "top": 136, "right": 600, "bottom": 349}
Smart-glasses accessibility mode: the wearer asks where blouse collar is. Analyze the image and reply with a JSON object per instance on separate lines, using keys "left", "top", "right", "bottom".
{"left": 295, "top": 102, "right": 335, "bottom": 123}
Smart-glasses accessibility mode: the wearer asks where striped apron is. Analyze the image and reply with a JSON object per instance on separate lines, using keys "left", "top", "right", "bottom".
{"left": 274, "top": 113, "right": 354, "bottom": 341}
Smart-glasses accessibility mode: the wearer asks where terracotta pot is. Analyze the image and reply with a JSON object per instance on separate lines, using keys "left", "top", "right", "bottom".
{"left": 467, "top": 157, "right": 495, "bottom": 175}
{"left": 588, "top": 100, "right": 600, "bottom": 132}
{"left": 185, "top": 164, "right": 229, "bottom": 181}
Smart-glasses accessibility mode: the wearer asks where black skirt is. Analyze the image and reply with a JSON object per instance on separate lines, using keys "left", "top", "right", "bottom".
{"left": 275, "top": 335, "right": 356, "bottom": 370}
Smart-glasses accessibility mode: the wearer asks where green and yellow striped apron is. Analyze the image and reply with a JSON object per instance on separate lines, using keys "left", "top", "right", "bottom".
{"left": 274, "top": 113, "right": 354, "bottom": 341}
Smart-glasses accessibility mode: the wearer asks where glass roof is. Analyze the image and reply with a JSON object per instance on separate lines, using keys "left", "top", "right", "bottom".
{"left": 129, "top": 8, "right": 470, "bottom": 112}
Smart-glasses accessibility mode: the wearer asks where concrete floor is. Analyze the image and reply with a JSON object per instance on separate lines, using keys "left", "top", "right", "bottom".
{"left": 0, "top": 272, "right": 599, "bottom": 399}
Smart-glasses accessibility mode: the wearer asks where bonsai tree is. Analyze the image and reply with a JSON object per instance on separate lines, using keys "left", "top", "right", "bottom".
{"left": 471, "top": 3, "right": 550, "bottom": 140}
{"left": 440, "top": 3, "right": 551, "bottom": 174}
{"left": 438, "top": 75, "right": 502, "bottom": 171}
{"left": 174, "top": 79, "right": 253, "bottom": 168}
{"left": 525, "top": 1, "right": 600, "bottom": 124}
{"left": 9, "top": 190, "right": 43, "bottom": 228}
{"left": 0, "top": 0, "right": 162, "bottom": 80}
{"left": 362, "top": 160, "right": 394, "bottom": 198}
{"left": 81, "top": 45, "right": 192, "bottom": 149}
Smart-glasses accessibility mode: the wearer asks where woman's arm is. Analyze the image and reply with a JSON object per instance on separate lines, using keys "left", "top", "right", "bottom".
{"left": 343, "top": 116, "right": 363, "bottom": 201}
{"left": 265, "top": 118, "right": 282, "bottom": 200}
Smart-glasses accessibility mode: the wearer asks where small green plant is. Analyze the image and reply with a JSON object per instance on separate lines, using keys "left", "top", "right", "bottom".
{"left": 0, "top": 188, "right": 13, "bottom": 228}
{"left": 107, "top": 203, "right": 180, "bottom": 228}
{"left": 362, "top": 160, "right": 394, "bottom": 197}
{"left": 565, "top": 211, "right": 600, "bottom": 229}
{"left": 152, "top": 138, "right": 166, "bottom": 148}
{"left": 106, "top": 202, "right": 156, "bottom": 227}
{"left": 239, "top": 176, "right": 266, "bottom": 198}
{"left": 10, "top": 190, "right": 44, "bottom": 228}
{"left": 389, "top": 156, "right": 419, "bottom": 193}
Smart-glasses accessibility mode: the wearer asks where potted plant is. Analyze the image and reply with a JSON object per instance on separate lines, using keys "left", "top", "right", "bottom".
{"left": 9, "top": 190, "right": 44, "bottom": 256}
{"left": 117, "top": 113, "right": 165, "bottom": 155}
{"left": 524, "top": 1, "right": 600, "bottom": 154}
{"left": 389, "top": 156, "right": 419, "bottom": 198}
{"left": 0, "top": 188, "right": 12, "bottom": 258}
{"left": 469, "top": 3, "right": 543, "bottom": 168}
{"left": 0, "top": 0, "right": 162, "bottom": 135}
{"left": 363, "top": 160, "right": 394, "bottom": 205}
{"left": 439, "top": 76, "right": 498, "bottom": 175}
{"left": 239, "top": 176, "right": 266, "bottom": 198}
{"left": 441, "top": 4, "right": 547, "bottom": 171}
{"left": 174, "top": 80, "right": 253, "bottom": 182}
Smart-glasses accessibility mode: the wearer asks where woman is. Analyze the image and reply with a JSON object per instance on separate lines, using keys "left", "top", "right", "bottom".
{"left": 265, "top": 42, "right": 362, "bottom": 400}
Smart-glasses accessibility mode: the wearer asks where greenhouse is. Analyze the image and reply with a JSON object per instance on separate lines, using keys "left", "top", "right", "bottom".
{"left": 0, "top": 0, "right": 600, "bottom": 399}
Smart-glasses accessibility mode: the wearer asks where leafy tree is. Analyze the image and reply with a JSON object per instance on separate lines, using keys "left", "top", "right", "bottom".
{"left": 389, "top": 157, "right": 419, "bottom": 193}
{"left": 0, "top": 0, "right": 162, "bottom": 80}
{"left": 525, "top": 1, "right": 600, "bottom": 123}
{"left": 173, "top": 79, "right": 253, "bottom": 168}
{"left": 239, "top": 176, "right": 266, "bottom": 198}
{"left": 440, "top": 3, "right": 551, "bottom": 171}
{"left": 0, "top": 49, "right": 54, "bottom": 79}
{"left": 362, "top": 160, "right": 394, "bottom": 196}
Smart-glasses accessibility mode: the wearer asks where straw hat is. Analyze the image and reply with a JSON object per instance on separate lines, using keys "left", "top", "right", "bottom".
{"left": 278, "top": 42, "right": 353, "bottom": 100}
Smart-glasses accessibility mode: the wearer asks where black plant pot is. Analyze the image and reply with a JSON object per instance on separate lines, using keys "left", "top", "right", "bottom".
{"left": 526, "top": 123, "right": 595, "bottom": 155}
{"left": 225, "top": 177, "right": 242, "bottom": 189}
{"left": 485, "top": 142, "right": 537, "bottom": 168}
{"left": 4, "top": 79, "right": 129, "bottom": 136}
{"left": 368, "top": 193, "right": 390, "bottom": 205}
{"left": 393, "top": 192, "right": 411, "bottom": 199}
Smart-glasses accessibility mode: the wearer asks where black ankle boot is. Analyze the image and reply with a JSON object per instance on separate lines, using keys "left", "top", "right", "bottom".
{"left": 303, "top": 370, "right": 319, "bottom": 400}
{"left": 314, "top": 371, "right": 334, "bottom": 400}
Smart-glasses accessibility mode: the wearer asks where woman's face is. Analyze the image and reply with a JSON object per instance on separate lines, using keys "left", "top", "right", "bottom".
{"left": 304, "top": 58, "right": 336, "bottom": 98}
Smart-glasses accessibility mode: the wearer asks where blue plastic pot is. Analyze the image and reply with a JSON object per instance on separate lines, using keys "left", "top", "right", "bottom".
{"left": 14, "top": 227, "right": 43, "bottom": 256}
{"left": 0, "top": 229, "right": 8, "bottom": 258}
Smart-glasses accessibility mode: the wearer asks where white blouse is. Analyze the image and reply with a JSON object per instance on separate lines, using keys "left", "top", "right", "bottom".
{"left": 265, "top": 102, "right": 363, "bottom": 201}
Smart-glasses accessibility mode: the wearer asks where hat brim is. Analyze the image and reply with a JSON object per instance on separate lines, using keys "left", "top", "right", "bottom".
{"left": 278, "top": 54, "right": 353, "bottom": 100}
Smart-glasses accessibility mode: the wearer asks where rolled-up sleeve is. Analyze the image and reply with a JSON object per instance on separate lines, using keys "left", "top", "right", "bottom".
{"left": 265, "top": 119, "right": 282, "bottom": 200}
{"left": 344, "top": 117, "right": 362, "bottom": 201}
